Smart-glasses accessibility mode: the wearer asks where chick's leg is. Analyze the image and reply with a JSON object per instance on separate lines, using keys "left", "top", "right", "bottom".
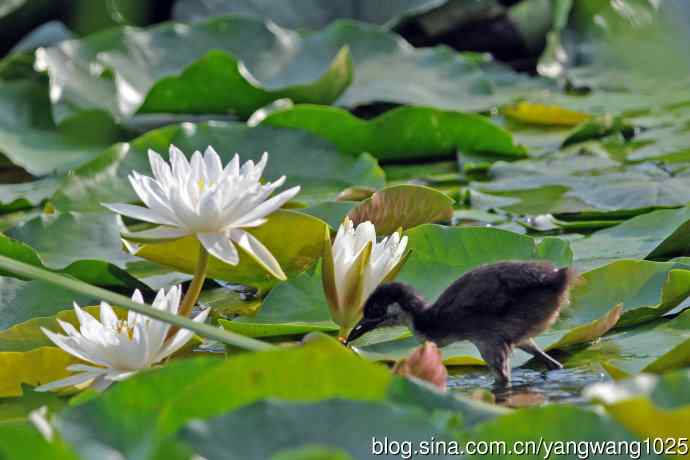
{"left": 473, "top": 338, "right": 512, "bottom": 385}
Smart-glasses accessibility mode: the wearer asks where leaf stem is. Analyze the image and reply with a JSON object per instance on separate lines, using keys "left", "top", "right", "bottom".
{"left": 0, "top": 255, "right": 274, "bottom": 351}
{"left": 178, "top": 242, "right": 209, "bottom": 318}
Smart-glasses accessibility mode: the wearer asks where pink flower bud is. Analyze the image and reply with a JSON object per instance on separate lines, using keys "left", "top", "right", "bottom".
{"left": 393, "top": 341, "right": 447, "bottom": 391}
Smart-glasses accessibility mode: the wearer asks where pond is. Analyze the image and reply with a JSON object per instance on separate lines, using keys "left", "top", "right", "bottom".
{"left": 448, "top": 366, "right": 610, "bottom": 406}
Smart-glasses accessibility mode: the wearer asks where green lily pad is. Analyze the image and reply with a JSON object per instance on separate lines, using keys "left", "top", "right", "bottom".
{"left": 0, "top": 178, "right": 59, "bottom": 213}
{"left": 0, "top": 278, "right": 94, "bottom": 331}
{"left": 347, "top": 184, "right": 454, "bottom": 234}
{"left": 471, "top": 405, "right": 654, "bottom": 455}
{"left": 0, "top": 419, "right": 78, "bottom": 460}
{"left": 386, "top": 377, "right": 507, "bottom": 426}
{"left": 567, "top": 260, "right": 690, "bottom": 328}
{"left": 56, "top": 336, "right": 391, "bottom": 459}
{"left": 571, "top": 207, "right": 690, "bottom": 272}
{"left": 259, "top": 105, "right": 525, "bottom": 160}
{"left": 477, "top": 163, "right": 690, "bottom": 216}
{"left": 5, "top": 212, "right": 132, "bottom": 270}
{"left": 300, "top": 202, "right": 358, "bottom": 230}
{"left": 182, "top": 399, "right": 458, "bottom": 460}
{"left": 580, "top": 310, "right": 690, "bottom": 376}
{"left": 52, "top": 122, "right": 384, "bottom": 212}
{"left": 0, "top": 80, "right": 122, "bottom": 175}
{"left": 271, "top": 446, "right": 353, "bottom": 460}
{"left": 0, "top": 306, "right": 100, "bottom": 352}
{"left": 221, "top": 263, "right": 337, "bottom": 338}
{"left": 585, "top": 370, "right": 690, "bottom": 443}
{"left": 0, "top": 385, "right": 66, "bottom": 422}
{"left": 173, "top": 0, "right": 445, "bottom": 29}
{"left": 0, "top": 346, "right": 77, "bottom": 397}
{"left": 40, "top": 16, "right": 352, "bottom": 122}
{"left": 197, "top": 288, "right": 261, "bottom": 318}
{"left": 328, "top": 21, "right": 552, "bottom": 112}
{"left": 0, "top": 228, "right": 143, "bottom": 289}
{"left": 133, "top": 210, "right": 328, "bottom": 291}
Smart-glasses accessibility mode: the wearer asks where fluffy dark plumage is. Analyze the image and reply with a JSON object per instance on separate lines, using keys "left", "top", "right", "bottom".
{"left": 349, "top": 261, "right": 577, "bottom": 384}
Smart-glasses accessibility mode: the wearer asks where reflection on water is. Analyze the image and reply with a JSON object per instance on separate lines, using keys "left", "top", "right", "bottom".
{"left": 447, "top": 366, "right": 610, "bottom": 406}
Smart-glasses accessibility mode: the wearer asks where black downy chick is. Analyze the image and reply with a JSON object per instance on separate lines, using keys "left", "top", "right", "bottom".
{"left": 346, "top": 261, "right": 576, "bottom": 384}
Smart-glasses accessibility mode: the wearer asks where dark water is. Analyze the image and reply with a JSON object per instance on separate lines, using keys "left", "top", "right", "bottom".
{"left": 447, "top": 366, "right": 610, "bottom": 407}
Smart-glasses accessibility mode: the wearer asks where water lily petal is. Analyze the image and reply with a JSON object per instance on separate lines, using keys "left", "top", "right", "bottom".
{"left": 128, "top": 173, "right": 180, "bottom": 225}
{"left": 169, "top": 145, "right": 191, "bottom": 180}
{"left": 230, "top": 229, "right": 286, "bottom": 280}
{"left": 322, "top": 225, "right": 340, "bottom": 315}
{"left": 148, "top": 149, "right": 173, "bottom": 186}
{"left": 190, "top": 150, "right": 205, "bottom": 185}
{"left": 122, "top": 225, "right": 190, "bottom": 243}
{"left": 225, "top": 153, "right": 240, "bottom": 177}
{"left": 66, "top": 363, "right": 108, "bottom": 373}
{"left": 41, "top": 327, "right": 110, "bottom": 367}
{"left": 73, "top": 304, "right": 110, "bottom": 344}
{"left": 101, "top": 202, "right": 173, "bottom": 226}
{"left": 89, "top": 375, "right": 115, "bottom": 391}
{"left": 232, "top": 185, "right": 300, "bottom": 227}
{"left": 203, "top": 146, "right": 223, "bottom": 183}
{"left": 99, "top": 301, "right": 118, "bottom": 330}
{"left": 127, "top": 289, "right": 144, "bottom": 327}
{"left": 198, "top": 232, "right": 239, "bottom": 265}
{"left": 35, "top": 370, "right": 105, "bottom": 392}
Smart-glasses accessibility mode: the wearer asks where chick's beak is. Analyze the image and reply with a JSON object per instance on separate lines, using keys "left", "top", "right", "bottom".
{"left": 345, "top": 317, "right": 383, "bottom": 344}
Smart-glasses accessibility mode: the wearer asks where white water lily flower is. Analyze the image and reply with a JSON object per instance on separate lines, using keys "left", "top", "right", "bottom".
{"left": 322, "top": 217, "right": 409, "bottom": 337}
{"left": 36, "top": 286, "right": 209, "bottom": 392}
{"left": 103, "top": 146, "right": 300, "bottom": 280}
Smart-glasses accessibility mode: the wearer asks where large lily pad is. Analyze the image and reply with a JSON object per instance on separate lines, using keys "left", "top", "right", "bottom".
{"left": 182, "top": 399, "right": 458, "bottom": 460}
{"left": 0, "top": 419, "right": 78, "bottom": 460}
{"left": 568, "top": 260, "right": 690, "bottom": 328}
{"left": 56, "top": 336, "right": 391, "bottom": 459}
{"left": 6, "top": 212, "right": 130, "bottom": 269}
{"left": 0, "top": 227, "right": 143, "bottom": 288}
{"left": 300, "top": 202, "right": 358, "bottom": 230}
{"left": 173, "top": 0, "right": 445, "bottom": 29}
{"left": 52, "top": 122, "right": 384, "bottom": 212}
{"left": 571, "top": 207, "right": 690, "bottom": 272}
{"left": 0, "top": 306, "right": 100, "bottom": 352}
{"left": 0, "top": 385, "right": 66, "bottom": 421}
{"left": 0, "top": 178, "right": 58, "bottom": 213}
{"left": 221, "top": 263, "right": 337, "bottom": 338}
{"left": 0, "top": 80, "right": 122, "bottom": 175}
{"left": 259, "top": 105, "right": 525, "bottom": 160}
{"left": 577, "top": 310, "right": 690, "bottom": 376}
{"left": 39, "top": 15, "right": 353, "bottom": 122}
{"left": 348, "top": 184, "right": 454, "bottom": 234}
{"left": 0, "top": 278, "right": 94, "bottom": 331}
{"left": 471, "top": 405, "right": 654, "bottom": 454}
{"left": 133, "top": 210, "right": 327, "bottom": 291}
{"left": 328, "top": 21, "right": 552, "bottom": 112}
{"left": 476, "top": 162, "right": 690, "bottom": 216}
{"left": 0, "top": 347, "right": 76, "bottom": 397}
